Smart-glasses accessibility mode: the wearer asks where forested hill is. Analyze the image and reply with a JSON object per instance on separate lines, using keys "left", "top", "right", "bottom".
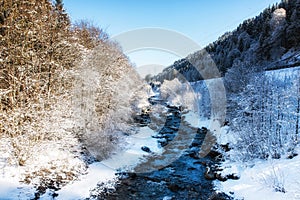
{"left": 154, "top": 0, "right": 300, "bottom": 82}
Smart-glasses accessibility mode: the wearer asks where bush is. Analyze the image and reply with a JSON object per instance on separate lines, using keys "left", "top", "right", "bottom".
{"left": 160, "top": 78, "right": 197, "bottom": 110}
{"left": 72, "top": 42, "right": 147, "bottom": 160}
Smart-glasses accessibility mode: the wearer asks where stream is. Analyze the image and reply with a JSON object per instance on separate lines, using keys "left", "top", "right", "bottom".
{"left": 90, "top": 84, "right": 232, "bottom": 200}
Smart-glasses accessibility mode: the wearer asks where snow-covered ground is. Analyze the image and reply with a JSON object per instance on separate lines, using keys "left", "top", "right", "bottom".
{"left": 215, "top": 126, "right": 300, "bottom": 200}
{"left": 0, "top": 125, "right": 162, "bottom": 199}
{"left": 55, "top": 162, "right": 116, "bottom": 199}
{"left": 0, "top": 179, "right": 36, "bottom": 200}
{"left": 215, "top": 151, "right": 300, "bottom": 200}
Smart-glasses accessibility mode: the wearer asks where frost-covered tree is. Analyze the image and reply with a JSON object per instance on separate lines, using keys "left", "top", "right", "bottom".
{"left": 72, "top": 20, "right": 108, "bottom": 49}
{"left": 72, "top": 40, "right": 149, "bottom": 160}
{"left": 0, "top": 0, "right": 149, "bottom": 188}
{"left": 229, "top": 69, "right": 300, "bottom": 161}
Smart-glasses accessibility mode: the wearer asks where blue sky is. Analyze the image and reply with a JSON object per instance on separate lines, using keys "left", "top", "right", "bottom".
{"left": 63, "top": 0, "right": 280, "bottom": 76}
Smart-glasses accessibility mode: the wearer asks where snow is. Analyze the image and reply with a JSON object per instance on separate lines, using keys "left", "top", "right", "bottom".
{"left": 0, "top": 149, "right": 36, "bottom": 199}
{"left": 183, "top": 111, "right": 202, "bottom": 128}
{"left": 101, "top": 126, "right": 162, "bottom": 170}
{"left": 0, "top": 180, "right": 36, "bottom": 200}
{"left": 215, "top": 148, "right": 300, "bottom": 200}
{"left": 217, "top": 125, "right": 238, "bottom": 145}
{"left": 56, "top": 163, "right": 116, "bottom": 199}
{"left": 266, "top": 65, "right": 300, "bottom": 79}
{"left": 0, "top": 135, "right": 86, "bottom": 199}
{"left": 56, "top": 126, "right": 162, "bottom": 199}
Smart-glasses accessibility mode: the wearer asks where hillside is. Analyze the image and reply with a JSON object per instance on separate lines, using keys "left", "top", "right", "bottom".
{"left": 153, "top": 0, "right": 300, "bottom": 82}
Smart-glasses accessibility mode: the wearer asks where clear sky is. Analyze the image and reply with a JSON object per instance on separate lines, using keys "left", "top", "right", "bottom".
{"left": 63, "top": 0, "right": 280, "bottom": 76}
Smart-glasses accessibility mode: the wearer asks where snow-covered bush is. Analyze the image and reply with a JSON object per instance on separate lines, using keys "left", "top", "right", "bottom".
{"left": 72, "top": 43, "right": 148, "bottom": 160}
{"left": 130, "top": 83, "right": 154, "bottom": 114}
{"left": 0, "top": 0, "right": 82, "bottom": 178}
{"left": 160, "top": 78, "right": 197, "bottom": 110}
{"left": 261, "top": 164, "right": 286, "bottom": 193}
{"left": 0, "top": 69, "right": 87, "bottom": 188}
